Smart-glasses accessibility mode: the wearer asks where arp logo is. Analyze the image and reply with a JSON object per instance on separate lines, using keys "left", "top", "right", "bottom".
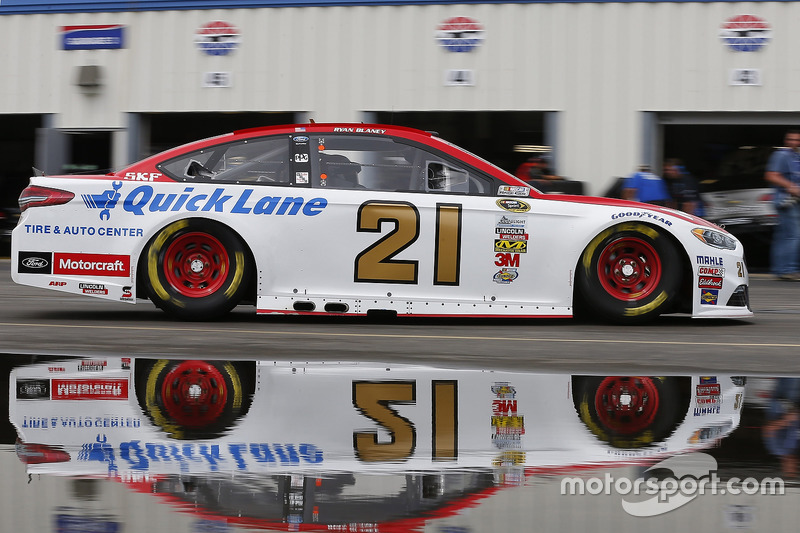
{"left": 82, "top": 181, "right": 122, "bottom": 220}
{"left": 49, "top": 281, "right": 67, "bottom": 286}
{"left": 495, "top": 240, "right": 527, "bottom": 253}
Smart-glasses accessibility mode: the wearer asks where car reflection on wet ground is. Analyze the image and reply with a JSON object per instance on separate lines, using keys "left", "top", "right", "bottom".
{"left": 1, "top": 354, "right": 798, "bottom": 532}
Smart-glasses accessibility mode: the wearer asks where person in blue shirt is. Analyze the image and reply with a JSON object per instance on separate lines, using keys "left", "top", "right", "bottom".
{"left": 622, "top": 164, "right": 671, "bottom": 206}
{"left": 765, "top": 130, "right": 800, "bottom": 281}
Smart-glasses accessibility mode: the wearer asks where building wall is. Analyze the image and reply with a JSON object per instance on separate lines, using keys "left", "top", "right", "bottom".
{"left": 0, "top": 2, "right": 796, "bottom": 193}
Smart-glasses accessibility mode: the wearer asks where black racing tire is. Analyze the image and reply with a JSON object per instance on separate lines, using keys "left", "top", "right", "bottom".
{"left": 573, "top": 376, "right": 687, "bottom": 449}
{"left": 137, "top": 359, "right": 253, "bottom": 440}
{"left": 145, "top": 219, "right": 251, "bottom": 321}
{"left": 577, "top": 222, "right": 681, "bottom": 324}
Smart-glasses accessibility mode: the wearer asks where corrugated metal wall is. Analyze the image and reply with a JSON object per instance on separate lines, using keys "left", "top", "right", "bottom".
{"left": 0, "top": 2, "right": 797, "bottom": 191}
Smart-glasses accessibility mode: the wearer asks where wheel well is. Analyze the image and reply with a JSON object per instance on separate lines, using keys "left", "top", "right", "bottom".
{"left": 135, "top": 217, "right": 258, "bottom": 304}
{"left": 572, "top": 222, "right": 694, "bottom": 317}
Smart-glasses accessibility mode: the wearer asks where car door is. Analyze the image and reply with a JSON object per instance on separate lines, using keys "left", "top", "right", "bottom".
{"left": 261, "top": 132, "right": 555, "bottom": 313}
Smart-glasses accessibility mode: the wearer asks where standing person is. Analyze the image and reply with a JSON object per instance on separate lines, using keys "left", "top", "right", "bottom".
{"left": 765, "top": 130, "right": 800, "bottom": 281}
{"left": 663, "top": 158, "right": 704, "bottom": 216}
{"left": 622, "top": 164, "right": 671, "bottom": 206}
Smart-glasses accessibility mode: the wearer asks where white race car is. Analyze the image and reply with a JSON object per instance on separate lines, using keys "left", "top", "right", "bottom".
{"left": 11, "top": 357, "right": 744, "bottom": 477}
{"left": 10, "top": 358, "right": 745, "bottom": 530}
{"left": 11, "top": 123, "right": 751, "bottom": 323}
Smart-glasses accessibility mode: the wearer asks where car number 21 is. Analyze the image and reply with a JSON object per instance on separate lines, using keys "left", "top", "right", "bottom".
{"left": 354, "top": 201, "right": 462, "bottom": 286}
{"left": 352, "top": 380, "right": 458, "bottom": 462}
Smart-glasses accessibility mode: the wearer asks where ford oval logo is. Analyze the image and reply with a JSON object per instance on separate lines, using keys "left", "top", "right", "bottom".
{"left": 293, "top": 136, "right": 309, "bottom": 142}
{"left": 21, "top": 257, "right": 49, "bottom": 269}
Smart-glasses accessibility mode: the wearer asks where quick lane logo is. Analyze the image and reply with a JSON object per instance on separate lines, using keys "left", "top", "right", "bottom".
{"left": 84, "top": 184, "right": 328, "bottom": 219}
{"left": 18, "top": 251, "right": 53, "bottom": 274}
{"left": 53, "top": 253, "right": 130, "bottom": 277}
{"left": 82, "top": 181, "right": 122, "bottom": 220}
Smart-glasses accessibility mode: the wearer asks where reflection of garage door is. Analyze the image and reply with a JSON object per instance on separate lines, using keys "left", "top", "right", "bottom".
{"left": 372, "top": 111, "right": 546, "bottom": 177}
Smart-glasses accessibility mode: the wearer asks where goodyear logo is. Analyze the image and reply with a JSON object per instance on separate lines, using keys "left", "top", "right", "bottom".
{"left": 495, "top": 239, "right": 527, "bottom": 253}
{"left": 84, "top": 184, "right": 328, "bottom": 220}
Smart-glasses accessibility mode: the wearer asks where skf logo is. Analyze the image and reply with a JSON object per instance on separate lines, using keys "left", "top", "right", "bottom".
{"left": 49, "top": 281, "right": 67, "bottom": 286}
{"left": 82, "top": 181, "right": 122, "bottom": 220}
{"left": 495, "top": 240, "right": 527, "bottom": 253}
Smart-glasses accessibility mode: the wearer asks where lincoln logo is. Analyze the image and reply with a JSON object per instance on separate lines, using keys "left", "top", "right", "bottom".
{"left": 21, "top": 257, "right": 48, "bottom": 269}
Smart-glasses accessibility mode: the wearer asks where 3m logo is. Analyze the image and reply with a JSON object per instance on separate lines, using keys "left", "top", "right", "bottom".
{"left": 53, "top": 253, "right": 130, "bottom": 277}
{"left": 495, "top": 240, "right": 527, "bottom": 253}
{"left": 494, "top": 253, "right": 520, "bottom": 267}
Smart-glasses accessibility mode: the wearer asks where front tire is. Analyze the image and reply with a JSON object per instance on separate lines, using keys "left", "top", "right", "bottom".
{"left": 145, "top": 219, "right": 250, "bottom": 320}
{"left": 574, "top": 376, "right": 686, "bottom": 449}
{"left": 577, "top": 222, "right": 680, "bottom": 324}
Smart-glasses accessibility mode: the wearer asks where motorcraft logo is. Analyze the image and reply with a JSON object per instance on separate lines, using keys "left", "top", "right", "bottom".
{"left": 53, "top": 253, "right": 130, "bottom": 277}
{"left": 52, "top": 378, "right": 128, "bottom": 400}
{"left": 18, "top": 252, "right": 53, "bottom": 273}
{"left": 561, "top": 452, "right": 784, "bottom": 517}
{"left": 83, "top": 183, "right": 328, "bottom": 220}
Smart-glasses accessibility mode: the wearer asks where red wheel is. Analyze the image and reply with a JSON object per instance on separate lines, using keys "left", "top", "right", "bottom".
{"left": 140, "top": 359, "right": 254, "bottom": 439}
{"left": 577, "top": 222, "right": 681, "bottom": 323}
{"left": 160, "top": 360, "right": 227, "bottom": 428}
{"left": 594, "top": 377, "right": 659, "bottom": 435}
{"left": 163, "top": 232, "right": 229, "bottom": 298}
{"left": 596, "top": 238, "right": 662, "bottom": 301}
{"left": 146, "top": 219, "right": 251, "bottom": 320}
{"left": 574, "top": 376, "right": 687, "bottom": 449}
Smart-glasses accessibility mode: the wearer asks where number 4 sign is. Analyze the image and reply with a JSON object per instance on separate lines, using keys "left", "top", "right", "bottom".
{"left": 729, "top": 69, "right": 761, "bottom": 86}
{"left": 202, "top": 71, "right": 233, "bottom": 87}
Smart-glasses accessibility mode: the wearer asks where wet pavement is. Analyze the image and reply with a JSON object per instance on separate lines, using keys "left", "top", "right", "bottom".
{"left": 2, "top": 354, "right": 799, "bottom": 532}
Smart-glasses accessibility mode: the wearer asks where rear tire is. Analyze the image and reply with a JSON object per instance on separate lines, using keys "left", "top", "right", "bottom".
{"left": 145, "top": 219, "right": 250, "bottom": 320}
{"left": 138, "top": 359, "right": 253, "bottom": 439}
